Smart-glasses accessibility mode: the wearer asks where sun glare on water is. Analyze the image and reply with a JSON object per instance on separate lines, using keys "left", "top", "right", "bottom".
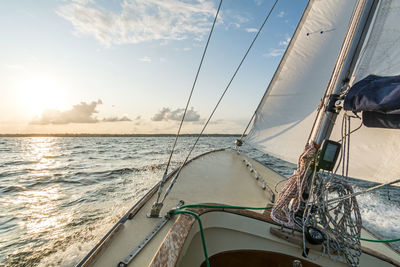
{"left": 18, "top": 76, "right": 67, "bottom": 116}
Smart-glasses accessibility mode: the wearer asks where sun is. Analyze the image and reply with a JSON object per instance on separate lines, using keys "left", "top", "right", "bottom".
{"left": 18, "top": 75, "right": 67, "bottom": 117}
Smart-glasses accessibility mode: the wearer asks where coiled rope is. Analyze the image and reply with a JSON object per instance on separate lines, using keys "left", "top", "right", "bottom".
{"left": 270, "top": 111, "right": 366, "bottom": 265}
{"left": 271, "top": 144, "right": 316, "bottom": 227}
{"left": 303, "top": 176, "right": 362, "bottom": 266}
{"left": 172, "top": 203, "right": 398, "bottom": 267}
{"left": 269, "top": 112, "right": 400, "bottom": 266}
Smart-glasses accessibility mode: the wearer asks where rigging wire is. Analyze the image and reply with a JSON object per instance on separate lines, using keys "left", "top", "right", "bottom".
{"left": 160, "top": 0, "right": 280, "bottom": 204}
{"left": 239, "top": 111, "right": 256, "bottom": 141}
{"left": 172, "top": 203, "right": 399, "bottom": 267}
{"left": 155, "top": 0, "right": 223, "bottom": 204}
{"left": 336, "top": 113, "right": 363, "bottom": 143}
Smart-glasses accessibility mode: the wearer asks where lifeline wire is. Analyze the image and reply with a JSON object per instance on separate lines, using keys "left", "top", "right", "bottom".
{"left": 155, "top": 0, "right": 223, "bottom": 203}
{"left": 160, "top": 0, "right": 280, "bottom": 204}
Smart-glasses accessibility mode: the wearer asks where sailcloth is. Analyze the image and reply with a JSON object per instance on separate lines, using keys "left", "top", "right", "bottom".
{"left": 246, "top": 0, "right": 358, "bottom": 164}
{"left": 330, "top": 0, "right": 400, "bottom": 182}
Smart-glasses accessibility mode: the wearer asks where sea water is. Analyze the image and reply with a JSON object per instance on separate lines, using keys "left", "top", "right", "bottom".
{"left": 0, "top": 137, "right": 399, "bottom": 266}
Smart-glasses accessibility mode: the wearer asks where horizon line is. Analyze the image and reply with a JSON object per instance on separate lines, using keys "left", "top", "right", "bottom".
{"left": 0, "top": 133, "right": 244, "bottom": 137}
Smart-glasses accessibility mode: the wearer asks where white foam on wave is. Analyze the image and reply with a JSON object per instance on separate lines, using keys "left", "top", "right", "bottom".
{"left": 38, "top": 240, "right": 96, "bottom": 267}
{"left": 356, "top": 188, "right": 400, "bottom": 249}
{"left": 37, "top": 218, "right": 117, "bottom": 267}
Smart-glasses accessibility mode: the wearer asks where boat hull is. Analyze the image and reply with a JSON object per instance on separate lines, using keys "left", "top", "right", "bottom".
{"left": 79, "top": 149, "right": 400, "bottom": 267}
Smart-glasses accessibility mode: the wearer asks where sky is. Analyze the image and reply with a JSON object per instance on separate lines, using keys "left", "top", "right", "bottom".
{"left": 0, "top": 0, "right": 307, "bottom": 134}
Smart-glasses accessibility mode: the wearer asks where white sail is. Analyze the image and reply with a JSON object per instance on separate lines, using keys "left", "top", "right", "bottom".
{"left": 246, "top": 0, "right": 358, "bottom": 164}
{"left": 329, "top": 0, "right": 400, "bottom": 183}
{"left": 352, "top": 0, "right": 400, "bottom": 81}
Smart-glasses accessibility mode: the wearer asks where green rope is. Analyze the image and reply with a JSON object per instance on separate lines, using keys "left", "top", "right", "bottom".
{"left": 171, "top": 204, "right": 273, "bottom": 267}
{"left": 173, "top": 203, "right": 400, "bottom": 267}
{"left": 360, "top": 237, "right": 400, "bottom": 243}
{"left": 172, "top": 210, "right": 210, "bottom": 267}
{"left": 178, "top": 204, "right": 273, "bottom": 210}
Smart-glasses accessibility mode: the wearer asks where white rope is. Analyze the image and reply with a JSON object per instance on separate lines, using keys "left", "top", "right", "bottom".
{"left": 271, "top": 115, "right": 364, "bottom": 265}
{"left": 304, "top": 176, "right": 362, "bottom": 266}
{"left": 271, "top": 144, "right": 316, "bottom": 228}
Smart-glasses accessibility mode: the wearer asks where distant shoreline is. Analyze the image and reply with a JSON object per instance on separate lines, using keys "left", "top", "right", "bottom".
{"left": 0, "top": 134, "right": 243, "bottom": 138}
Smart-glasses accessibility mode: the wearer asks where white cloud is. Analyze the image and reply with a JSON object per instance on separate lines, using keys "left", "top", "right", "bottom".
{"left": 231, "top": 22, "right": 241, "bottom": 29}
{"left": 71, "top": 0, "right": 94, "bottom": 4}
{"left": 223, "top": 13, "right": 249, "bottom": 30}
{"left": 263, "top": 48, "right": 284, "bottom": 57}
{"left": 151, "top": 107, "right": 200, "bottom": 122}
{"left": 245, "top": 28, "right": 258, "bottom": 33}
{"left": 102, "top": 116, "right": 131, "bottom": 122}
{"left": 30, "top": 100, "right": 131, "bottom": 124}
{"left": 138, "top": 56, "right": 151, "bottom": 63}
{"left": 183, "top": 47, "right": 191, "bottom": 51}
{"left": 234, "top": 15, "right": 249, "bottom": 24}
{"left": 277, "top": 11, "right": 286, "bottom": 18}
{"left": 254, "top": 0, "right": 263, "bottom": 6}
{"left": 57, "top": 0, "right": 217, "bottom": 46}
{"left": 279, "top": 37, "right": 291, "bottom": 46}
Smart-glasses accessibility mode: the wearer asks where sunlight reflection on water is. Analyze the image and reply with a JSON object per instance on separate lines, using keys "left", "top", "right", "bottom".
{"left": 1, "top": 136, "right": 398, "bottom": 266}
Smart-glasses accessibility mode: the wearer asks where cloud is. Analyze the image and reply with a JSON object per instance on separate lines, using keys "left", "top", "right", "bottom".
{"left": 263, "top": 48, "right": 284, "bottom": 57}
{"left": 151, "top": 107, "right": 200, "bottom": 122}
{"left": 277, "top": 11, "right": 286, "bottom": 18}
{"left": 254, "top": 0, "right": 263, "bottom": 5}
{"left": 245, "top": 28, "right": 258, "bottom": 33}
{"left": 225, "top": 14, "right": 249, "bottom": 30}
{"left": 232, "top": 22, "right": 241, "bottom": 29}
{"left": 279, "top": 37, "right": 291, "bottom": 47}
{"left": 263, "top": 36, "right": 290, "bottom": 58}
{"left": 102, "top": 116, "right": 131, "bottom": 122}
{"left": 138, "top": 56, "right": 151, "bottom": 63}
{"left": 234, "top": 14, "right": 249, "bottom": 24}
{"left": 57, "top": 0, "right": 217, "bottom": 46}
{"left": 31, "top": 100, "right": 131, "bottom": 125}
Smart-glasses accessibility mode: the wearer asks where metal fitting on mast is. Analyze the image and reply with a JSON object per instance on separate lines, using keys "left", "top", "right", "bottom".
{"left": 308, "top": 0, "right": 377, "bottom": 147}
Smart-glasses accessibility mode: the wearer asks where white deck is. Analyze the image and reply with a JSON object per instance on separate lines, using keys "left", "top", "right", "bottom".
{"left": 84, "top": 149, "right": 400, "bottom": 267}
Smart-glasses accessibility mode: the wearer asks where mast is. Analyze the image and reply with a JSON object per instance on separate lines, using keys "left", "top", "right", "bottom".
{"left": 308, "top": 0, "right": 378, "bottom": 146}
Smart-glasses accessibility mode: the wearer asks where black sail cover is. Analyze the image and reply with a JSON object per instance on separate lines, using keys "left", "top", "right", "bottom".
{"left": 344, "top": 74, "right": 400, "bottom": 128}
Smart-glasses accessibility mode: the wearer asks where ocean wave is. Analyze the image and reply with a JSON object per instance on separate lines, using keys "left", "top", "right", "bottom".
{"left": 73, "top": 167, "right": 138, "bottom": 178}
{"left": 0, "top": 185, "right": 27, "bottom": 194}
{"left": 25, "top": 166, "right": 68, "bottom": 172}
{"left": 0, "top": 170, "right": 28, "bottom": 178}
{"left": 72, "top": 164, "right": 167, "bottom": 180}
{"left": 42, "top": 154, "right": 62, "bottom": 159}
{"left": 2, "top": 160, "right": 40, "bottom": 166}
{"left": 2, "top": 136, "right": 397, "bottom": 267}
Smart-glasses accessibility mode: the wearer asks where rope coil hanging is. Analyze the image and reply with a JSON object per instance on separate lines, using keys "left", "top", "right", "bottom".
{"left": 271, "top": 144, "right": 316, "bottom": 227}
{"left": 271, "top": 113, "right": 365, "bottom": 265}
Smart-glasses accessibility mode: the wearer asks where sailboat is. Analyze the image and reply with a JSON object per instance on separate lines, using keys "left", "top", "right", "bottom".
{"left": 77, "top": 0, "right": 400, "bottom": 266}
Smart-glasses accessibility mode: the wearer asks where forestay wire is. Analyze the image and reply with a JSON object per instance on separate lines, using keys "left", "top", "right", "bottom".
{"left": 155, "top": 0, "right": 223, "bottom": 204}
{"left": 160, "top": 0, "right": 280, "bottom": 204}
